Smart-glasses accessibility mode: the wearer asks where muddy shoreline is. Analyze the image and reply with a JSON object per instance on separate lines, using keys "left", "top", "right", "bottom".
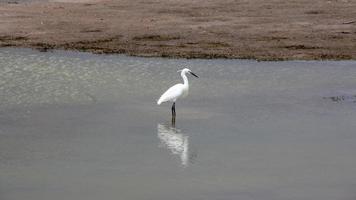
{"left": 0, "top": 0, "right": 355, "bottom": 60}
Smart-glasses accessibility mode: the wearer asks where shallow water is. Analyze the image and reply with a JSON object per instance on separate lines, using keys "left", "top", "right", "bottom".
{"left": 1, "top": 48, "right": 356, "bottom": 200}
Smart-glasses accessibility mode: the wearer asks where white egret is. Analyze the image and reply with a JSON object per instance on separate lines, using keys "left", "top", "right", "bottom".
{"left": 157, "top": 68, "right": 199, "bottom": 118}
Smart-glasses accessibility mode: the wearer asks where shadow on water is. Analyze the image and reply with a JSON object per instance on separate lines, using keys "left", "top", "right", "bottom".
{"left": 323, "top": 89, "right": 356, "bottom": 103}
{"left": 157, "top": 122, "right": 197, "bottom": 167}
{"left": 323, "top": 94, "right": 356, "bottom": 103}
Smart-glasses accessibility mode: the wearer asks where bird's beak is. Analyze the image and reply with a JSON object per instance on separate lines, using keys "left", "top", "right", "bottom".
{"left": 177, "top": 70, "right": 182, "bottom": 73}
{"left": 189, "top": 71, "right": 199, "bottom": 78}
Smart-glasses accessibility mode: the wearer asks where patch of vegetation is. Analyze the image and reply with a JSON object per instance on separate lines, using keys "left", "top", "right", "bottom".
{"left": 0, "top": 35, "right": 28, "bottom": 41}
{"left": 282, "top": 44, "right": 321, "bottom": 50}
{"left": 132, "top": 35, "right": 180, "bottom": 41}
{"left": 305, "top": 10, "right": 325, "bottom": 15}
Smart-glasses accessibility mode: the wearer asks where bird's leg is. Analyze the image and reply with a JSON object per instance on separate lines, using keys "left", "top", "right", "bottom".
{"left": 171, "top": 115, "right": 176, "bottom": 127}
{"left": 171, "top": 102, "right": 176, "bottom": 127}
{"left": 171, "top": 102, "right": 176, "bottom": 118}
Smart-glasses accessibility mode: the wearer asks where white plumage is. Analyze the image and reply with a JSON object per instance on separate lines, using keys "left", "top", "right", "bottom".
{"left": 157, "top": 83, "right": 187, "bottom": 105}
{"left": 157, "top": 68, "right": 198, "bottom": 117}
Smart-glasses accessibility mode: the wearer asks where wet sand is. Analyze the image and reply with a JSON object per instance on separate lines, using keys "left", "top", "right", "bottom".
{"left": 0, "top": 0, "right": 356, "bottom": 60}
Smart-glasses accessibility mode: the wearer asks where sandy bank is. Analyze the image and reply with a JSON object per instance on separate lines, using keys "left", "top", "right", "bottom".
{"left": 0, "top": 0, "right": 355, "bottom": 60}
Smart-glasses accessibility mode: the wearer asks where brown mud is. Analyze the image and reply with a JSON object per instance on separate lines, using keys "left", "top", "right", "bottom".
{"left": 0, "top": 0, "right": 355, "bottom": 60}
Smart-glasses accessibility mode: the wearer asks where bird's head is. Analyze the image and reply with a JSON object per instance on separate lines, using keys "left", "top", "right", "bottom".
{"left": 178, "top": 68, "right": 199, "bottom": 78}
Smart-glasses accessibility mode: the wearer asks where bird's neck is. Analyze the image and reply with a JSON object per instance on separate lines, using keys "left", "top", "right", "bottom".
{"left": 181, "top": 72, "right": 189, "bottom": 87}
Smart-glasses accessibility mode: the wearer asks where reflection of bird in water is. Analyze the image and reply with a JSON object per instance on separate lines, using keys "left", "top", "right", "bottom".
{"left": 157, "top": 124, "right": 196, "bottom": 167}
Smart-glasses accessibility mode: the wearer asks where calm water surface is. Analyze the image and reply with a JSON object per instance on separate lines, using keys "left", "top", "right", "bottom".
{"left": 1, "top": 48, "right": 356, "bottom": 200}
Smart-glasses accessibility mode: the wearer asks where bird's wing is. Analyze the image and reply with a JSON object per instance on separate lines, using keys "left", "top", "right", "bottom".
{"left": 157, "top": 84, "right": 184, "bottom": 105}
